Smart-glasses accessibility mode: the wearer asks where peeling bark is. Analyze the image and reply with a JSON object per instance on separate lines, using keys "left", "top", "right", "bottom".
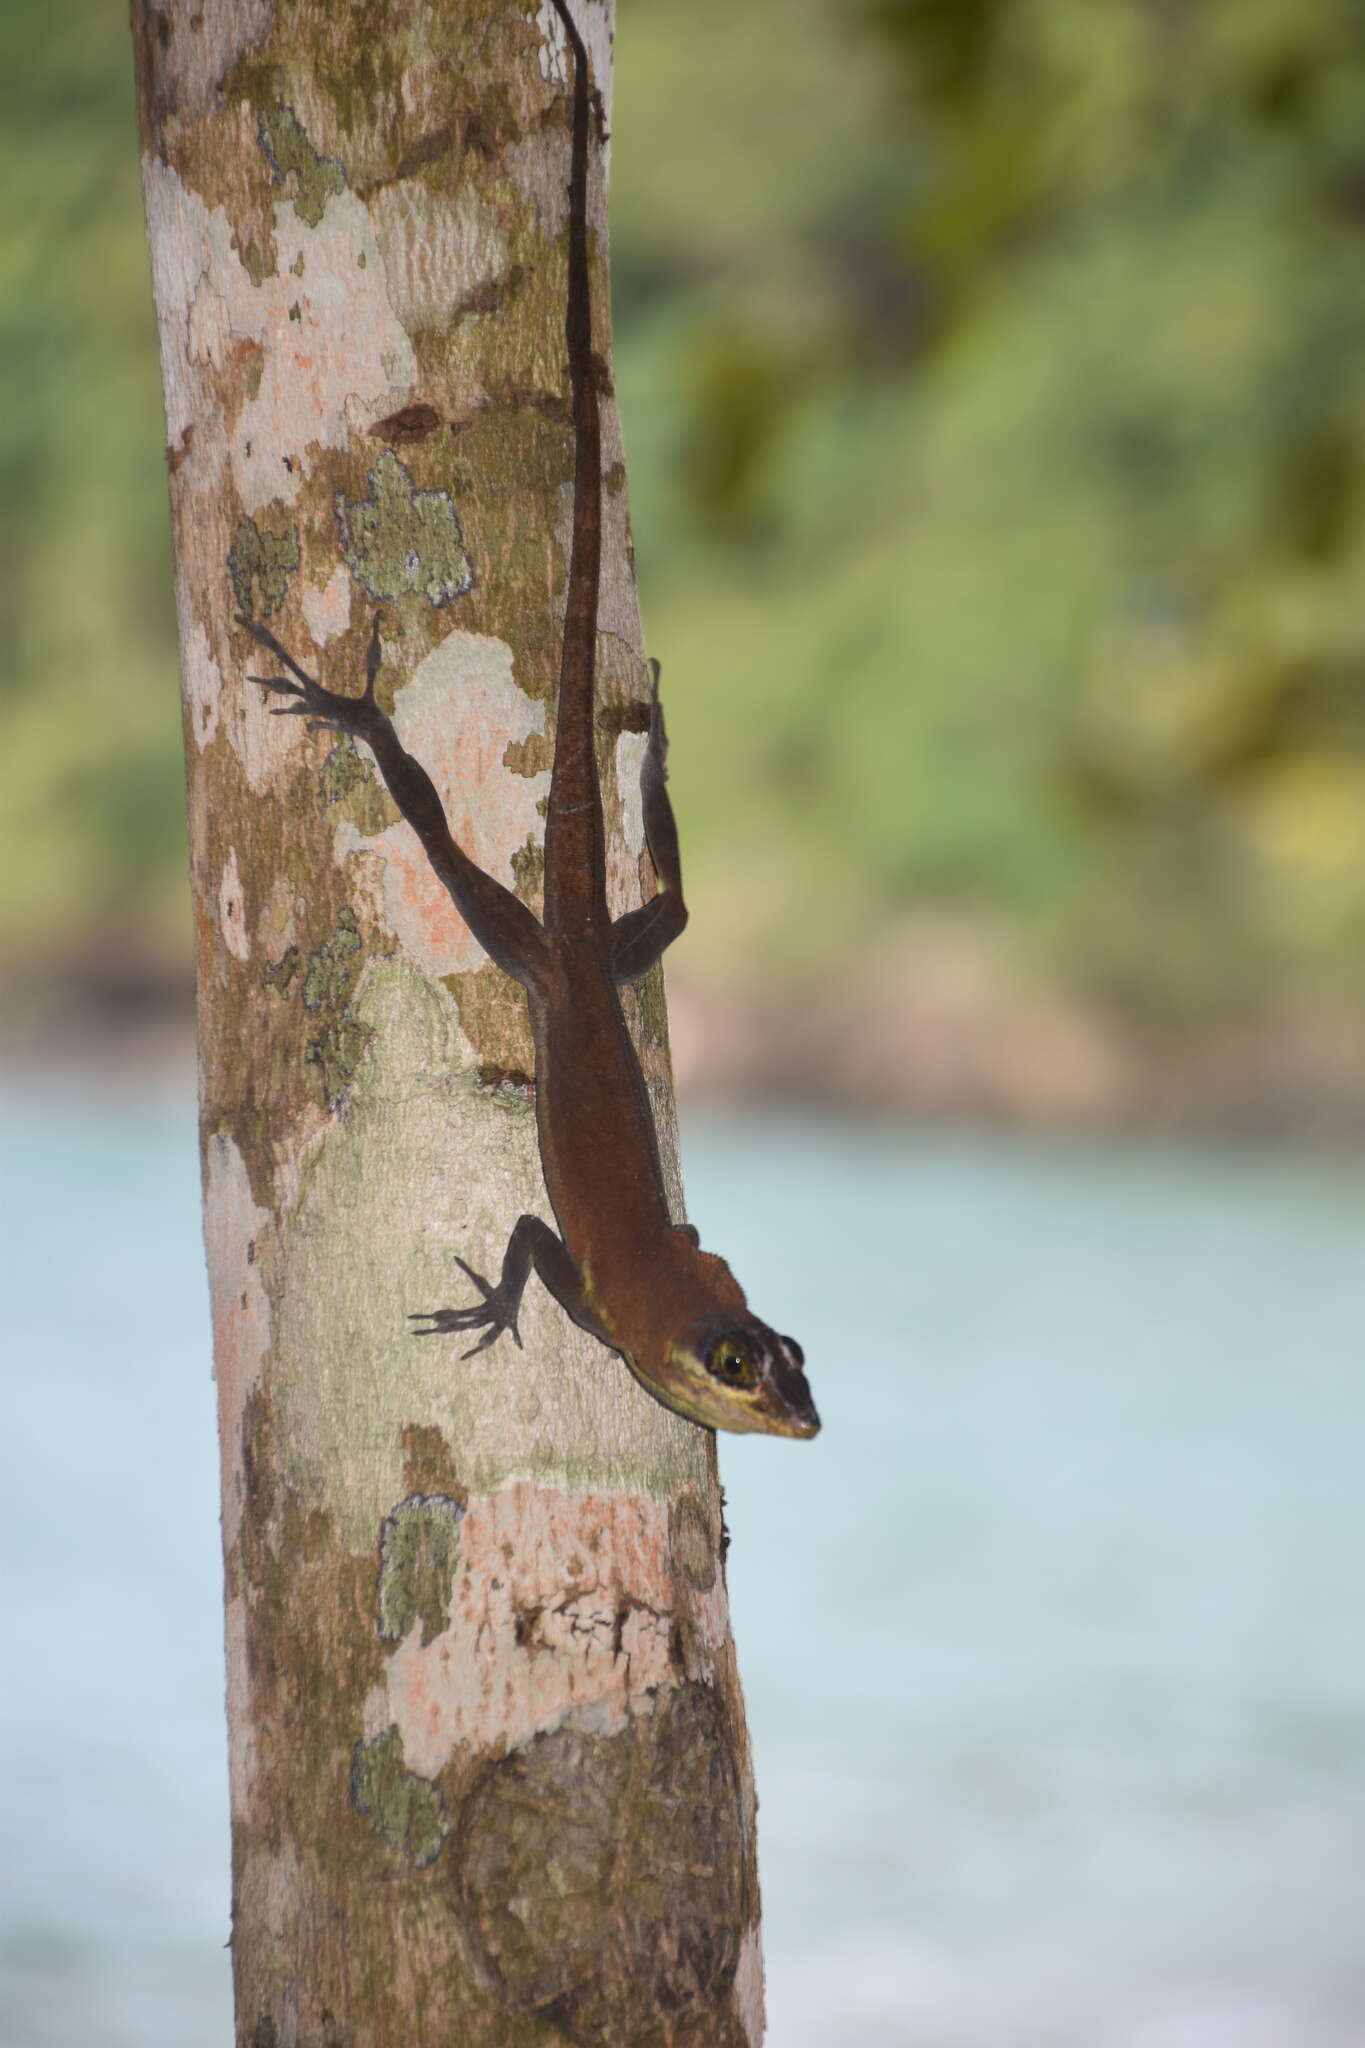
{"left": 130, "top": 5, "right": 764, "bottom": 2040}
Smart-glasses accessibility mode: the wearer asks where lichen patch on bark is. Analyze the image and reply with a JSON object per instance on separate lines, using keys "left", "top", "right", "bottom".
{"left": 377, "top": 1494, "right": 466, "bottom": 1645}
{"left": 351, "top": 1724, "right": 451, "bottom": 1867}
{"left": 256, "top": 102, "right": 348, "bottom": 228}
{"left": 301, "top": 904, "right": 362, "bottom": 1011}
{"left": 298, "top": 904, "right": 377, "bottom": 1108}
{"left": 229, "top": 511, "right": 300, "bottom": 620}
{"left": 335, "top": 449, "right": 473, "bottom": 606}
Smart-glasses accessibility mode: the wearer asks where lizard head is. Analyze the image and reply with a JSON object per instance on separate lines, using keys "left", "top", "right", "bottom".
{"left": 652, "top": 1318, "right": 821, "bottom": 1439}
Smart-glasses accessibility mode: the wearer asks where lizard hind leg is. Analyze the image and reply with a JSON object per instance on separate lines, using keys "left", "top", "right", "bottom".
{"left": 238, "top": 612, "right": 552, "bottom": 989}
{"left": 611, "top": 659, "right": 690, "bottom": 983}
{"left": 410, "top": 1214, "right": 601, "bottom": 1359}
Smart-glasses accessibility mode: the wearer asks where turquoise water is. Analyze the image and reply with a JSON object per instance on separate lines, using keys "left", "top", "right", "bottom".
{"left": 3, "top": 1086, "right": 1364, "bottom": 2046}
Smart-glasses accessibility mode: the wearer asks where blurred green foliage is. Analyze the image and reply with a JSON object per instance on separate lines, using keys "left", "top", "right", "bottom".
{"left": 5, "top": 0, "right": 1365, "bottom": 1026}
{"left": 0, "top": 2, "right": 185, "bottom": 971}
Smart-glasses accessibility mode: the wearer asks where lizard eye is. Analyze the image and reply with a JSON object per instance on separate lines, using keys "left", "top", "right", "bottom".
{"left": 705, "top": 1334, "right": 760, "bottom": 1390}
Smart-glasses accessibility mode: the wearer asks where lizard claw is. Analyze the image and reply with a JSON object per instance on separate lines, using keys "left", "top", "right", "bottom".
{"left": 408, "top": 1257, "right": 522, "bottom": 1356}
{"left": 238, "top": 617, "right": 377, "bottom": 735}
{"left": 451, "top": 1254, "right": 495, "bottom": 1302}
{"left": 459, "top": 1322, "right": 507, "bottom": 1361}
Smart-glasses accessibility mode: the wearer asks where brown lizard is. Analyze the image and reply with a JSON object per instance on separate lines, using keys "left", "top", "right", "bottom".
{"left": 239, "top": 0, "right": 819, "bottom": 1440}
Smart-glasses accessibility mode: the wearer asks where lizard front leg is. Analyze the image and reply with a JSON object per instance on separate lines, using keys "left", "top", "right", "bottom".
{"left": 240, "top": 613, "right": 551, "bottom": 989}
{"left": 410, "top": 1215, "right": 604, "bottom": 1358}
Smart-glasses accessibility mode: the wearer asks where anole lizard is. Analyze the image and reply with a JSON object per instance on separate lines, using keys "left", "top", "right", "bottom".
{"left": 238, "top": 0, "right": 819, "bottom": 1441}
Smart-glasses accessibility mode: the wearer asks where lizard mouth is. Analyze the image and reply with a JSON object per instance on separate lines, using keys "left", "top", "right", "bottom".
{"left": 777, "top": 1406, "right": 821, "bottom": 1440}
{"left": 724, "top": 1397, "right": 820, "bottom": 1441}
{"left": 648, "top": 1330, "right": 821, "bottom": 1439}
{"left": 751, "top": 1386, "right": 821, "bottom": 1440}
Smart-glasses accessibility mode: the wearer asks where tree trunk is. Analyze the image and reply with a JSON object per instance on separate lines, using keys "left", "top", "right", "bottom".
{"left": 130, "top": 4, "right": 764, "bottom": 2040}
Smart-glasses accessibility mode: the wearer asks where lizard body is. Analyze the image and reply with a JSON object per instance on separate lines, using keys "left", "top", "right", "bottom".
{"left": 240, "top": 0, "right": 818, "bottom": 1440}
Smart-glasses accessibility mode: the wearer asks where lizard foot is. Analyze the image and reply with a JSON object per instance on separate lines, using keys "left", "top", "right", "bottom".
{"left": 409, "top": 1256, "right": 525, "bottom": 1360}
{"left": 238, "top": 612, "right": 383, "bottom": 738}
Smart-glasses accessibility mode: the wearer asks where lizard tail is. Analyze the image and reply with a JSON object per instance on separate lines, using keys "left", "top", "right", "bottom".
{"left": 542, "top": 0, "right": 607, "bottom": 927}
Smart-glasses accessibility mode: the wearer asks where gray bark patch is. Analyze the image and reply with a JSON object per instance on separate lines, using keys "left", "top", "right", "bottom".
{"left": 453, "top": 1683, "right": 746, "bottom": 2040}
{"left": 336, "top": 449, "right": 473, "bottom": 606}
{"left": 351, "top": 1725, "right": 450, "bottom": 1868}
{"left": 377, "top": 1493, "right": 465, "bottom": 1644}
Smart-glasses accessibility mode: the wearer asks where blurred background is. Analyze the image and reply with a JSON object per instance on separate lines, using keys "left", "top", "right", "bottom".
{"left": 4, "top": 1, "right": 1365, "bottom": 2043}
{"left": 8, "top": 0, "right": 1365, "bottom": 1121}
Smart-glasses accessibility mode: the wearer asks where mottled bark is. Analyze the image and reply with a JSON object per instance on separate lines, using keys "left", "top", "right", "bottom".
{"left": 130, "top": 4, "right": 763, "bottom": 2041}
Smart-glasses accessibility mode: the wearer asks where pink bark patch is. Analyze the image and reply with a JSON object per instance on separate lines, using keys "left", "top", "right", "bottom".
{"left": 382, "top": 1479, "right": 728, "bottom": 1776}
{"left": 302, "top": 563, "right": 353, "bottom": 645}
